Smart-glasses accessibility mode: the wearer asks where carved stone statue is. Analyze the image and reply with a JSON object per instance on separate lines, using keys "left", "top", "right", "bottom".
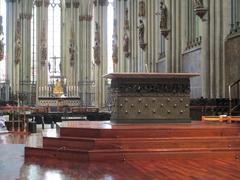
{"left": 41, "top": 27, "right": 47, "bottom": 65}
{"left": 160, "top": 2, "right": 167, "bottom": 30}
{"left": 94, "top": 22, "right": 100, "bottom": 65}
{"left": 15, "top": 20, "right": 21, "bottom": 64}
{"left": 0, "top": 39, "right": 4, "bottom": 61}
{"left": 69, "top": 39, "right": 75, "bottom": 66}
{"left": 138, "top": 19, "right": 144, "bottom": 44}
{"left": 93, "top": 42, "right": 100, "bottom": 65}
{"left": 112, "top": 39, "right": 118, "bottom": 64}
{"left": 124, "top": 8, "right": 129, "bottom": 29}
{"left": 48, "top": 62, "right": 51, "bottom": 73}
{"left": 193, "top": 0, "right": 203, "bottom": 9}
{"left": 41, "top": 43, "right": 47, "bottom": 64}
{"left": 123, "top": 33, "right": 129, "bottom": 53}
{"left": 138, "top": 1, "right": 145, "bottom": 17}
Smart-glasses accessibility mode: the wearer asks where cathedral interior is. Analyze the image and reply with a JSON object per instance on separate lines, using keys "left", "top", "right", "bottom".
{"left": 1, "top": 0, "right": 240, "bottom": 179}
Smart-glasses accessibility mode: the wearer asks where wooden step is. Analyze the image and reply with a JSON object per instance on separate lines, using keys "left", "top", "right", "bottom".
{"left": 25, "top": 121, "right": 240, "bottom": 162}
{"left": 59, "top": 124, "right": 240, "bottom": 138}
{"left": 59, "top": 128, "right": 240, "bottom": 138}
{"left": 25, "top": 146, "right": 240, "bottom": 162}
{"left": 42, "top": 136, "right": 240, "bottom": 150}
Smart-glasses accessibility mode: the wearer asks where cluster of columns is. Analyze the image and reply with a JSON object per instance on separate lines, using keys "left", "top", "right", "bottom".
{"left": 113, "top": 0, "right": 231, "bottom": 98}
{"left": 5, "top": 0, "right": 33, "bottom": 102}
{"left": 200, "top": 0, "right": 231, "bottom": 98}
{"left": 112, "top": 0, "right": 159, "bottom": 73}
{"left": 1, "top": 0, "right": 234, "bottom": 107}
{"left": 93, "top": 0, "right": 108, "bottom": 108}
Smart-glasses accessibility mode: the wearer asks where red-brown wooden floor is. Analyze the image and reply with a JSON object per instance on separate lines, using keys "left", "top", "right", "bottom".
{"left": 1, "top": 122, "right": 240, "bottom": 180}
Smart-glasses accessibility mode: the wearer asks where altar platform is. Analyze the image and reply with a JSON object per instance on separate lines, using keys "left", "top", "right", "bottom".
{"left": 25, "top": 120, "right": 240, "bottom": 162}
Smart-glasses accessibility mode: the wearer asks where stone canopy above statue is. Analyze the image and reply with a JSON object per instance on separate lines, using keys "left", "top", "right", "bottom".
{"left": 104, "top": 73, "right": 199, "bottom": 123}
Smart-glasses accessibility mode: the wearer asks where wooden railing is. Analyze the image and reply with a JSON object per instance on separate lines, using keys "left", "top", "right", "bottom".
{"left": 229, "top": 79, "right": 240, "bottom": 116}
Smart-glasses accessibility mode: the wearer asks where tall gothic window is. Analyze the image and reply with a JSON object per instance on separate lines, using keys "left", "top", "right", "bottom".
{"left": 31, "top": 0, "right": 61, "bottom": 84}
{"left": 48, "top": 0, "right": 61, "bottom": 83}
{"left": 0, "top": 1, "right": 6, "bottom": 82}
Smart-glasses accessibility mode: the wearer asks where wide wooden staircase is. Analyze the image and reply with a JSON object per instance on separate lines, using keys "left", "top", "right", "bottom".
{"left": 25, "top": 121, "right": 240, "bottom": 162}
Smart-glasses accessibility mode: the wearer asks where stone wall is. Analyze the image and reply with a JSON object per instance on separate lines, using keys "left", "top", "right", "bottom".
{"left": 182, "top": 48, "right": 202, "bottom": 98}
{"left": 225, "top": 33, "right": 240, "bottom": 97}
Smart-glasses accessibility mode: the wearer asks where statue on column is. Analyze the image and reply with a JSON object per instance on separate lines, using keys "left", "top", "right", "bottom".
{"left": 41, "top": 26, "right": 47, "bottom": 65}
{"left": 112, "top": 19, "right": 118, "bottom": 63}
{"left": 15, "top": 19, "right": 21, "bottom": 64}
{"left": 93, "top": 42, "right": 100, "bottom": 65}
{"left": 138, "top": 1, "right": 145, "bottom": 17}
{"left": 138, "top": 19, "right": 147, "bottom": 49}
{"left": 93, "top": 22, "right": 100, "bottom": 65}
{"left": 0, "top": 39, "right": 3, "bottom": 61}
{"left": 159, "top": 2, "right": 167, "bottom": 30}
{"left": 124, "top": 8, "right": 129, "bottom": 30}
{"left": 69, "top": 27, "right": 76, "bottom": 66}
{"left": 138, "top": 19, "right": 144, "bottom": 45}
{"left": 0, "top": 16, "right": 4, "bottom": 61}
{"left": 112, "top": 38, "right": 118, "bottom": 64}
{"left": 123, "top": 33, "right": 129, "bottom": 53}
{"left": 69, "top": 41, "right": 75, "bottom": 66}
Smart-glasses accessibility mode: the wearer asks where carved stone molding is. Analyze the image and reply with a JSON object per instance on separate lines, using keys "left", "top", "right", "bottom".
{"left": 193, "top": 0, "right": 207, "bottom": 20}
{"left": 194, "top": 7, "right": 207, "bottom": 20}
{"left": 5, "top": 0, "right": 17, "bottom": 3}
{"left": 160, "top": 29, "right": 170, "bottom": 39}
{"left": 34, "top": 0, "right": 49, "bottom": 7}
{"left": 43, "top": 0, "right": 50, "bottom": 7}
{"left": 111, "top": 80, "right": 190, "bottom": 95}
{"left": 94, "top": 0, "right": 109, "bottom": 6}
{"left": 65, "top": 2, "right": 71, "bottom": 8}
{"left": 19, "top": 13, "right": 32, "bottom": 20}
{"left": 73, "top": 2, "right": 80, "bottom": 8}
{"left": 185, "top": 36, "right": 202, "bottom": 50}
{"left": 34, "top": 0, "right": 43, "bottom": 7}
{"left": 79, "top": 15, "right": 93, "bottom": 21}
